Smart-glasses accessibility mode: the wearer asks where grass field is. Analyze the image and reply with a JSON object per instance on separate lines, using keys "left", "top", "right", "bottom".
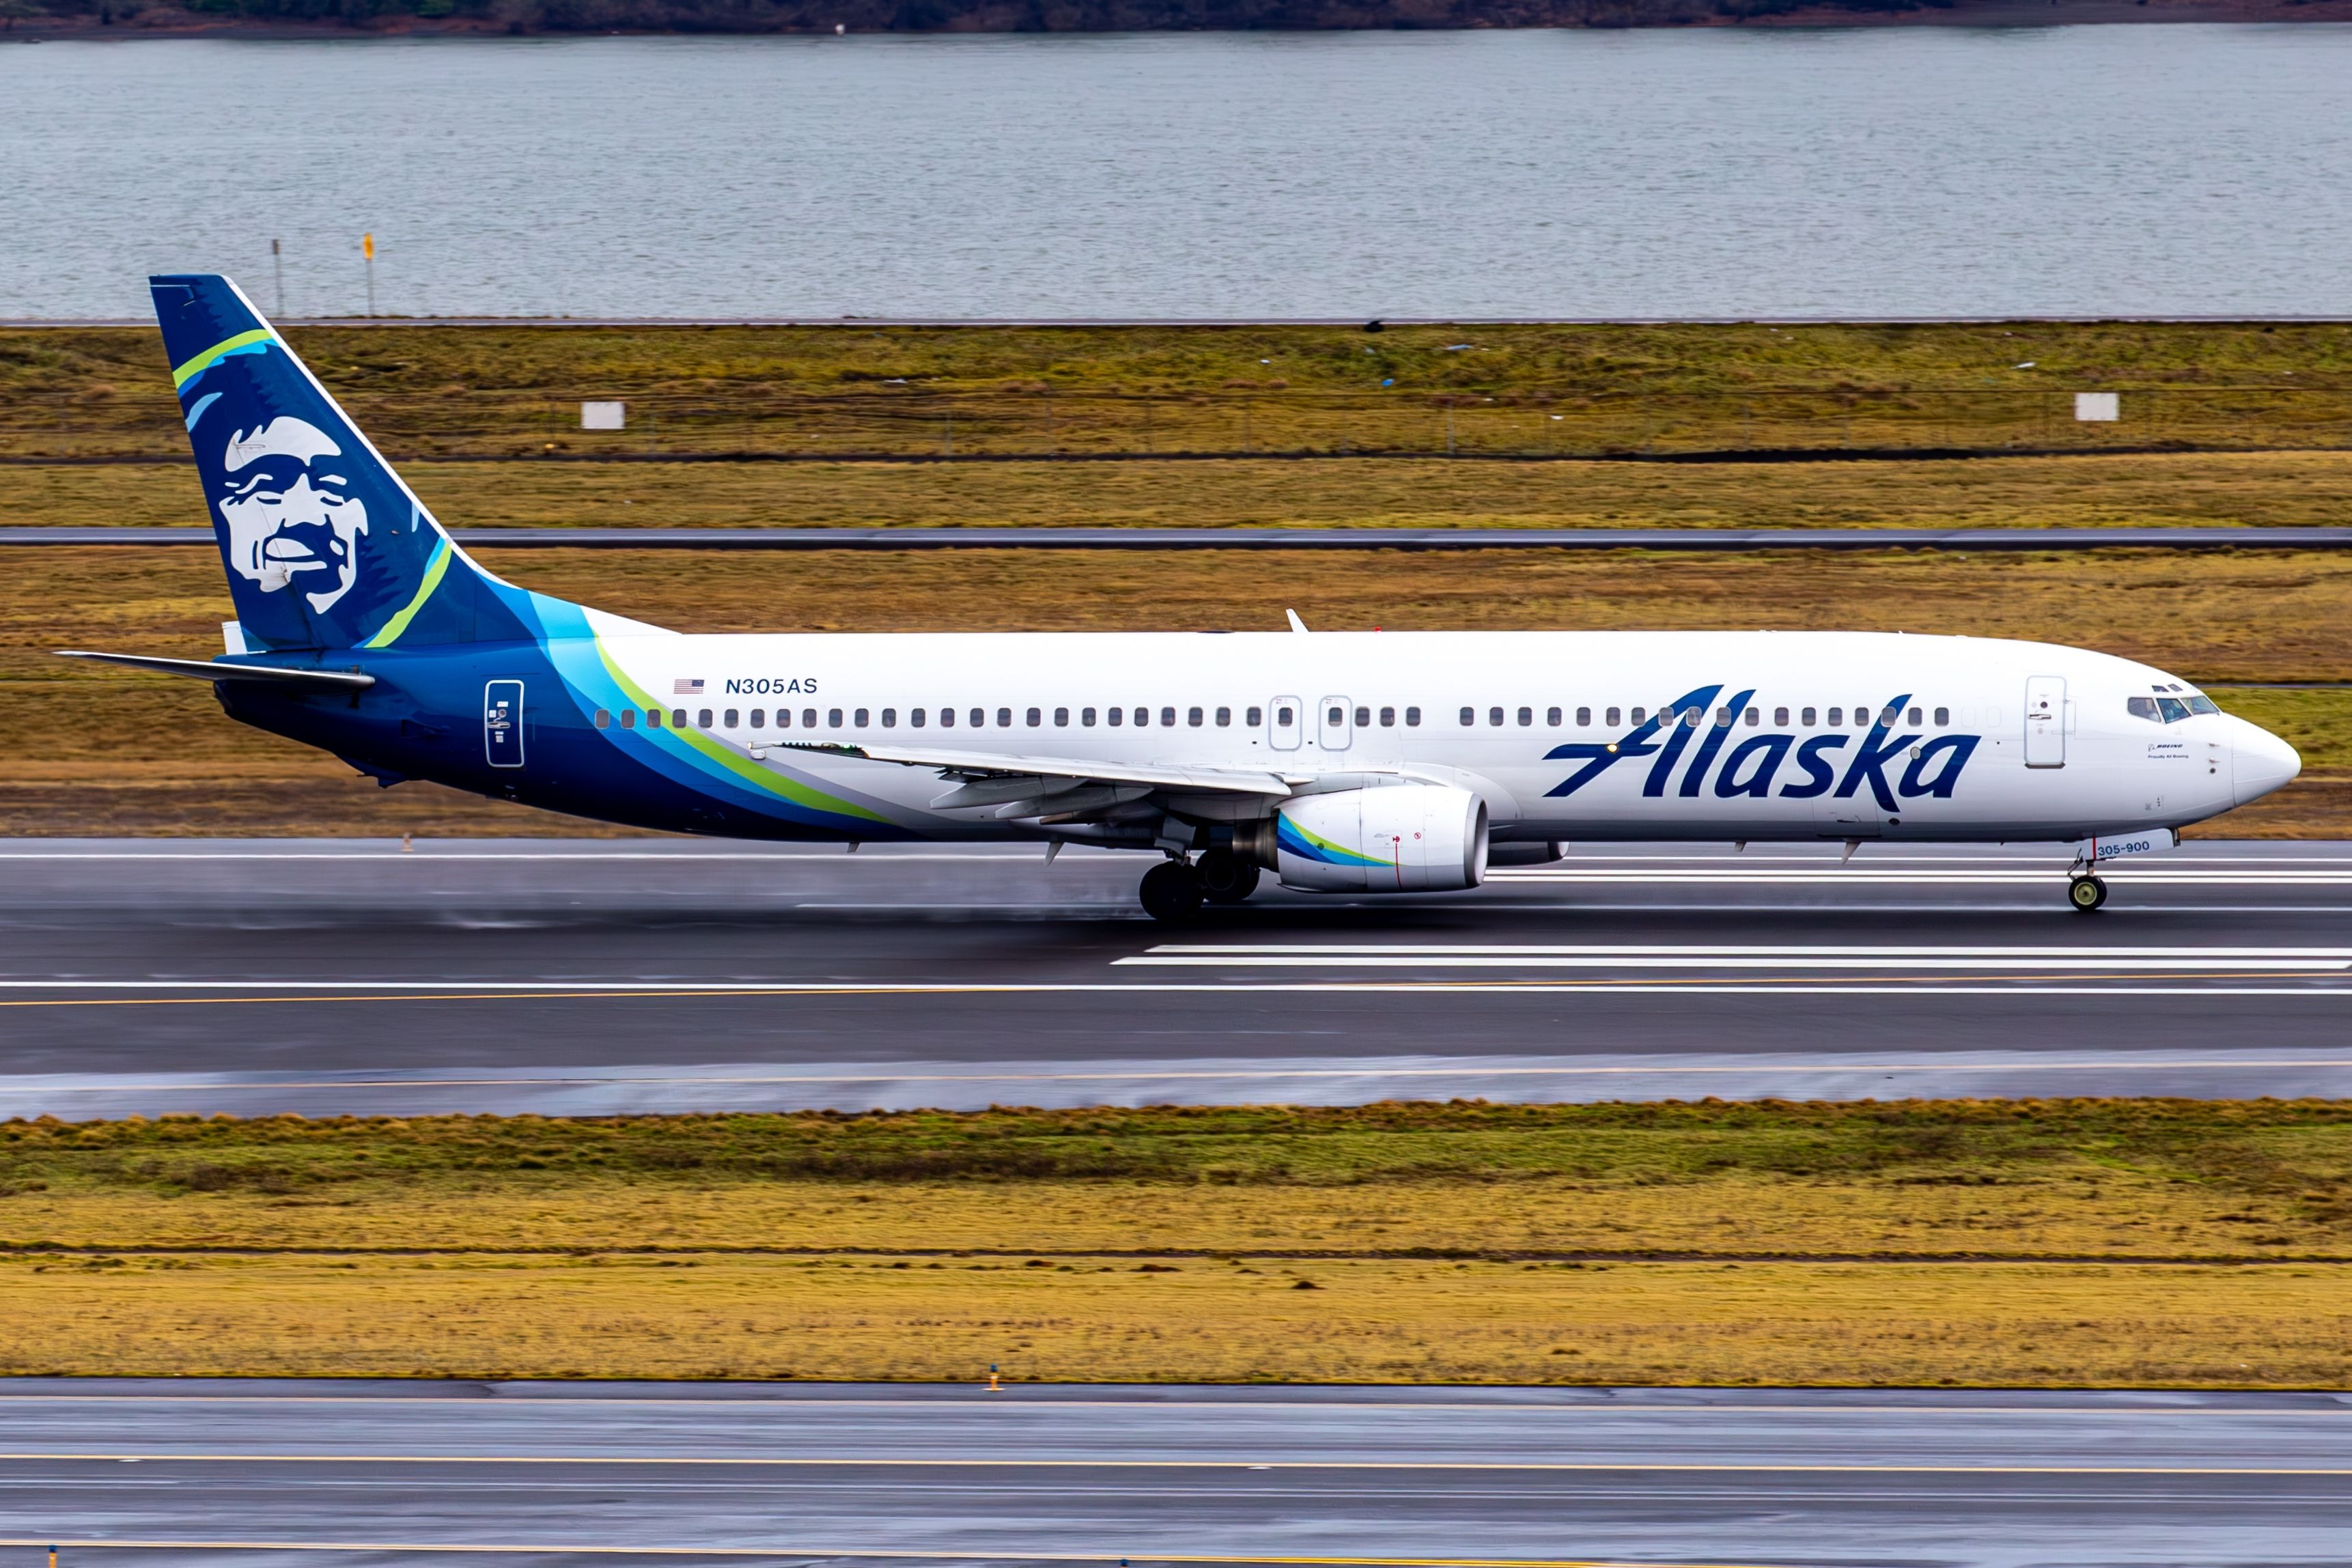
{"left": 14, "top": 449, "right": 2352, "bottom": 532}
{"left": 8, "top": 320, "right": 2352, "bottom": 458}
{"left": 3, "top": 1101, "right": 2347, "bottom": 1385}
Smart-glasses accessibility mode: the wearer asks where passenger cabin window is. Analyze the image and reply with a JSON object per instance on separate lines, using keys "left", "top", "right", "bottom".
{"left": 1744, "top": 708, "right": 1759, "bottom": 726}
{"left": 1405, "top": 707, "right": 1421, "bottom": 727}
{"left": 804, "top": 709, "right": 818, "bottom": 729}
{"left": 1216, "top": 707, "right": 1232, "bottom": 727}
{"left": 723, "top": 709, "right": 738, "bottom": 728}
{"left": 853, "top": 708, "right": 868, "bottom": 727}
{"left": 647, "top": 710, "right": 664, "bottom": 729}
{"left": 882, "top": 708, "right": 897, "bottom": 728}
{"left": 1488, "top": 708, "right": 1504, "bottom": 727}
{"left": 913, "top": 708, "right": 929, "bottom": 728}
{"left": 1354, "top": 706, "right": 1370, "bottom": 727}
{"left": 1774, "top": 708, "right": 1789, "bottom": 726}
{"left": 1802, "top": 708, "right": 1816, "bottom": 727}
{"left": 698, "top": 708, "right": 713, "bottom": 728}
{"left": 1827, "top": 708, "right": 1842, "bottom": 726}
{"left": 938, "top": 708, "right": 952, "bottom": 727}
{"left": 1026, "top": 708, "right": 1041, "bottom": 727}
{"left": 1516, "top": 707, "right": 1532, "bottom": 727}
{"left": 1907, "top": 707, "right": 1922, "bottom": 727}
{"left": 1251, "top": 706, "right": 1268, "bottom": 727}
{"left": 1460, "top": 708, "right": 1475, "bottom": 726}
{"left": 1108, "top": 708, "right": 1123, "bottom": 726}
{"left": 1606, "top": 707, "right": 1621, "bottom": 726}
{"left": 1190, "top": 707, "right": 1205, "bottom": 727}
{"left": 620, "top": 710, "right": 636, "bottom": 729}
{"left": 1576, "top": 707, "right": 1591, "bottom": 727}
{"left": 1380, "top": 706, "right": 1395, "bottom": 727}
{"left": 777, "top": 709, "right": 792, "bottom": 728}
{"left": 596, "top": 709, "right": 612, "bottom": 729}
{"left": 1082, "top": 708, "right": 1097, "bottom": 726}
{"left": 1546, "top": 707, "right": 1561, "bottom": 727}
{"left": 975, "top": 708, "right": 988, "bottom": 727}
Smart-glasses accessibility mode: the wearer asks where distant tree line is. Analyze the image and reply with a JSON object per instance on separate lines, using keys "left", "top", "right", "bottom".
{"left": 12, "top": 0, "right": 1949, "bottom": 33}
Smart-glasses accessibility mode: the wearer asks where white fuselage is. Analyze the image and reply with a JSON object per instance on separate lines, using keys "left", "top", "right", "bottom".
{"left": 592, "top": 625, "right": 2299, "bottom": 845}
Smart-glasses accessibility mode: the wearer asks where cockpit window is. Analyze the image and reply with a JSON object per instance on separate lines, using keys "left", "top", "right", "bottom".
{"left": 2131, "top": 692, "right": 2222, "bottom": 723}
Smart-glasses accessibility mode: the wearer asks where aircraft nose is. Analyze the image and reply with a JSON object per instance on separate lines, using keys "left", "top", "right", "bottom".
{"left": 2232, "top": 719, "right": 2301, "bottom": 807}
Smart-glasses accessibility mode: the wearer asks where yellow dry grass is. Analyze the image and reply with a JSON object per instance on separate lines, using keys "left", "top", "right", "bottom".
{"left": 7, "top": 1173, "right": 2345, "bottom": 1261}
{"left": 5, "top": 1251, "right": 2344, "bottom": 1387}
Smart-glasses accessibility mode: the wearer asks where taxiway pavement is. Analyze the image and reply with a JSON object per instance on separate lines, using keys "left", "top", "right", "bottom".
{"left": 1, "top": 840, "right": 2348, "bottom": 1117}
{"left": 0, "top": 1380, "right": 2347, "bottom": 1568}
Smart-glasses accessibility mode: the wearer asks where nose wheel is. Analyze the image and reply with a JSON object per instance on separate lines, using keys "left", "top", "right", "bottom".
{"left": 2067, "top": 873, "right": 2108, "bottom": 914}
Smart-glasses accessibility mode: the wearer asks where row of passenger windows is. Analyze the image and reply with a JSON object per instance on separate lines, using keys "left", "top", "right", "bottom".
{"left": 594, "top": 705, "right": 1288, "bottom": 731}
{"left": 590, "top": 702, "right": 1960, "bottom": 733}
{"left": 1462, "top": 703, "right": 1955, "bottom": 729}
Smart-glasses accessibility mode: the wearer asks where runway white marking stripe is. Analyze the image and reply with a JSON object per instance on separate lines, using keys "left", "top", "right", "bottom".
{"left": 1121, "top": 956, "right": 2352, "bottom": 971}
{"left": 3, "top": 982, "right": 2352, "bottom": 1004}
{"left": 1152, "top": 944, "right": 2352, "bottom": 957}
{"left": 0, "top": 1543, "right": 1737, "bottom": 1568}
{"left": 1487, "top": 869, "right": 2352, "bottom": 883}
{"left": 0, "top": 1454, "right": 2344, "bottom": 1474}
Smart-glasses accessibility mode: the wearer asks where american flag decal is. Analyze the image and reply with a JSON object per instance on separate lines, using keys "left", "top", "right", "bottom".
{"left": 673, "top": 679, "right": 705, "bottom": 695}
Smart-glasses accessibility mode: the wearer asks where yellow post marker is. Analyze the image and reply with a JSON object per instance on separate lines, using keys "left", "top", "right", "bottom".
{"left": 986, "top": 1362, "right": 1000, "bottom": 1392}
{"left": 361, "top": 232, "right": 377, "bottom": 317}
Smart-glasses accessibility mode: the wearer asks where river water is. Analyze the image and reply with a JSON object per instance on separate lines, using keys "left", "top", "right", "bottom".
{"left": 2, "top": 25, "right": 2348, "bottom": 320}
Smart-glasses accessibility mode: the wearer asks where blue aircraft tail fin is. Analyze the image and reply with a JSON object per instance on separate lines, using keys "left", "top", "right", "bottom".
{"left": 152, "top": 274, "right": 515, "bottom": 653}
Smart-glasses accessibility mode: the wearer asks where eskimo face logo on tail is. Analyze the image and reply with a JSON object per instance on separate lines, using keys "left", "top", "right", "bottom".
{"left": 216, "top": 417, "right": 370, "bottom": 614}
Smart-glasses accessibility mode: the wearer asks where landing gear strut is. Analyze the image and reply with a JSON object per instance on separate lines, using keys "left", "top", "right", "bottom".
{"left": 1139, "top": 859, "right": 1205, "bottom": 923}
{"left": 2067, "top": 873, "right": 2108, "bottom": 914}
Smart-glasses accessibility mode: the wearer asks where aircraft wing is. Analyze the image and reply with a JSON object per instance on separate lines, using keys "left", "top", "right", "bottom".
{"left": 764, "top": 740, "right": 1308, "bottom": 811}
{"left": 55, "top": 650, "right": 377, "bottom": 690}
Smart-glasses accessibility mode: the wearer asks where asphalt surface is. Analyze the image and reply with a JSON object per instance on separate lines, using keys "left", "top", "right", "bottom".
{"left": 0, "top": 1380, "right": 2346, "bottom": 1568}
{"left": 1, "top": 839, "right": 2349, "bottom": 1117}
{"left": 9, "top": 526, "right": 2352, "bottom": 551}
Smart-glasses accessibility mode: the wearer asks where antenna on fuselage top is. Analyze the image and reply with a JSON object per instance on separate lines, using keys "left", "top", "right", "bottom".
{"left": 1285, "top": 609, "right": 1311, "bottom": 634}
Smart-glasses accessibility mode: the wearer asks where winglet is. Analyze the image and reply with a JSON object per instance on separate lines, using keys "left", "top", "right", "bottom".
{"left": 1285, "top": 608, "right": 1310, "bottom": 634}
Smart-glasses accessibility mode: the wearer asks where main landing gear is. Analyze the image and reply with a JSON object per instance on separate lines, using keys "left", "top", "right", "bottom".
{"left": 1138, "top": 850, "right": 1262, "bottom": 923}
{"left": 2067, "top": 873, "right": 2109, "bottom": 914}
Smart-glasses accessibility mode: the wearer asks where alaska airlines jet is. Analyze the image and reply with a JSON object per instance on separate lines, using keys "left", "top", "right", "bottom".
{"left": 66, "top": 276, "right": 2303, "bottom": 920}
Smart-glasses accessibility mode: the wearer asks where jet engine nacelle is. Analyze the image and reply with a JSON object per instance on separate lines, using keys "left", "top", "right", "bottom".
{"left": 1267, "top": 783, "right": 1489, "bottom": 893}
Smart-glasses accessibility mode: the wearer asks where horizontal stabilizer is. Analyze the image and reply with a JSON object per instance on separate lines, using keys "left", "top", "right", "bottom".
{"left": 56, "top": 650, "right": 376, "bottom": 690}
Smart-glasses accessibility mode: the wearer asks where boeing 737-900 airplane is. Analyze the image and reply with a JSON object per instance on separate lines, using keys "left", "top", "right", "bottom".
{"left": 64, "top": 276, "right": 2304, "bottom": 919}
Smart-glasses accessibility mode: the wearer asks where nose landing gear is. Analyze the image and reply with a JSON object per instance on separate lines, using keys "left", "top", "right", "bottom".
{"left": 2067, "top": 873, "right": 2108, "bottom": 913}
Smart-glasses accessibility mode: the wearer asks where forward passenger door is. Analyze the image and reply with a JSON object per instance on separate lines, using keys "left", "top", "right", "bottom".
{"left": 2024, "top": 677, "right": 2067, "bottom": 768}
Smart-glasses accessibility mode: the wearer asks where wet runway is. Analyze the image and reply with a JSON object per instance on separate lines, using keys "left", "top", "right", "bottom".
{"left": 1, "top": 839, "right": 2347, "bottom": 1117}
{"left": 1, "top": 1380, "right": 2347, "bottom": 1568}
